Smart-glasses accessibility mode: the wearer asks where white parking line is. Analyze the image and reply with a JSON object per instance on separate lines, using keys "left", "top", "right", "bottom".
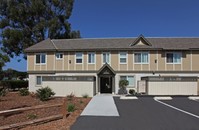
{"left": 154, "top": 98, "right": 199, "bottom": 119}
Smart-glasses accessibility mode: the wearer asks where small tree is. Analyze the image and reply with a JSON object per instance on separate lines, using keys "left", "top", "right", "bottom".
{"left": 119, "top": 80, "right": 129, "bottom": 94}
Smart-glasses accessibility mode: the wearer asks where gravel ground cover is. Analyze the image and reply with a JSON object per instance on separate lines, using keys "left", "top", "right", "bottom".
{"left": 0, "top": 92, "right": 91, "bottom": 130}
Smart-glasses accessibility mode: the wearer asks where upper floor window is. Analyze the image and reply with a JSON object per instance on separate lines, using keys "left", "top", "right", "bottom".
{"left": 102, "top": 52, "right": 110, "bottom": 64}
{"left": 134, "top": 52, "right": 148, "bottom": 63}
{"left": 56, "top": 53, "right": 63, "bottom": 60}
{"left": 88, "top": 52, "right": 95, "bottom": 64}
{"left": 120, "top": 76, "right": 135, "bottom": 87}
{"left": 36, "top": 53, "right": 46, "bottom": 64}
{"left": 166, "top": 52, "right": 181, "bottom": 64}
{"left": 76, "top": 52, "right": 83, "bottom": 64}
{"left": 119, "top": 52, "right": 127, "bottom": 64}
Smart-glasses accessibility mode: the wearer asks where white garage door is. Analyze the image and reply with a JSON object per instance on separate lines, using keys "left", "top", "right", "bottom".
{"left": 147, "top": 82, "right": 198, "bottom": 95}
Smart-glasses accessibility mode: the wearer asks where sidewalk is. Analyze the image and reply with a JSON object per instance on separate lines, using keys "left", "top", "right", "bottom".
{"left": 81, "top": 94, "right": 119, "bottom": 116}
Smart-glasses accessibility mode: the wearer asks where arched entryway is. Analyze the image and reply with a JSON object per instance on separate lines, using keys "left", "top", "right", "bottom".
{"left": 97, "top": 63, "right": 115, "bottom": 94}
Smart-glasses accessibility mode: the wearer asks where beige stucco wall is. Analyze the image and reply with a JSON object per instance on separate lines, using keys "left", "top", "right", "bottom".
{"left": 128, "top": 51, "right": 133, "bottom": 70}
{"left": 27, "top": 50, "right": 199, "bottom": 72}
{"left": 111, "top": 51, "right": 118, "bottom": 70}
{"left": 96, "top": 51, "right": 102, "bottom": 70}
{"left": 27, "top": 53, "right": 34, "bottom": 71}
{"left": 192, "top": 51, "right": 199, "bottom": 71}
{"left": 42, "top": 81, "right": 94, "bottom": 97}
{"left": 182, "top": 51, "right": 191, "bottom": 71}
{"left": 150, "top": 51, "right": 157, "bottom": 71}
{"left": 158, "top": 51, "right": 166, "bottom": 71}
{"left": 148, "top": 81, "right": 197, "bottom": 95}
{"left": 47, "top": 52, "right": 54, "bottom": 71}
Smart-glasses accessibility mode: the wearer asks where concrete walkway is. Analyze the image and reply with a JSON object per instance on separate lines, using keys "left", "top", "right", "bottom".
{"left": 81, "top": 94, "right": 119, "bottom": 116}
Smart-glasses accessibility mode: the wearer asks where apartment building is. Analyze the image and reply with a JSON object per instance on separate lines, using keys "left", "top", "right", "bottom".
{"left": 25, "top": 35, "right": 199, "bottom": 96}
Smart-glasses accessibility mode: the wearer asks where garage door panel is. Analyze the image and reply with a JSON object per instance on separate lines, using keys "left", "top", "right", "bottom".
{"left": 148, "top": 82, "right": 197, "bottom": 95}
{"left": 42, "top": 81, "right": 94, "bottom": 97}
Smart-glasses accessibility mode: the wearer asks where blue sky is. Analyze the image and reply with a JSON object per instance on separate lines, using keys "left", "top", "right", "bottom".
{"left": 3, "top": 0, "right": 199, "bottom": 71}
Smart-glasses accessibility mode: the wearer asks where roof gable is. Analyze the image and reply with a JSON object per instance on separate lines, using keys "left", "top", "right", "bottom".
{"left": 130, "top": 34, "right": 152, "bottom": 46}
{"left": 97, "top": 63, "right": 115, "bottom": 75}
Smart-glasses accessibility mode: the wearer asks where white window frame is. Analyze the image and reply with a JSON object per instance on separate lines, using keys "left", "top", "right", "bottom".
{"left": 36, "top": 76, "right": 42, "bottom": 86}
{"left": 102, "top": 52, "right": 111, "bottom": 64}
{"left": 56, "top": 53, "right": 63, "bottom": 60}
{"left": 119, "top": 51, "right": 127, "bottom": 64}
{"left": 88, "top": 52, "right": 96, "bottom": 64}
{"left": 120, "top": 75, "right": 135, "bottom": 87}
{"left": 134, "top": 52, "right": 149, "bottom": 64}
{"left": 166, "top": 52, "right": 182, "bottom": 64}
{"left": 35, "top": 53, "right": 46, "bottom": 65}
{"left": 75, "top": 52, "right": 83, "bottom": 64}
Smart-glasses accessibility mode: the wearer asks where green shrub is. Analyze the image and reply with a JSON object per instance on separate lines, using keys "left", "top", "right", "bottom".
{"left": 129, "top": 89, "right": 136, "bottom": 95}
{"left": 67, "top": 104, "right": 75, "bottom": 112}
{"left": 67, "top": 93, "right": 75, "bottom": 101}
{"left": 119, "top": 80, "right": 129, "bottom": 94}
{"left": 36, "top": 87, "right": 55, "bottom": 101}
{"left": 27, "top": 114, "right": 37, "bottom": 119}
{"left": 1, "top": 80, "right": 28, "bottom": 90}
{"left": 19, "top": 88, "right": 29, "bottom": 96}
{"left": 79, "top": 100, "right": 84, "bottom": 104}
{"left": 119, "top": 80, "right": 129, "bottom": 89}
{"left": 0, "top": 88, "right": 7, "bottom": 97}
{"left": 82, "top": 94, "right": 89, "bottom": 98}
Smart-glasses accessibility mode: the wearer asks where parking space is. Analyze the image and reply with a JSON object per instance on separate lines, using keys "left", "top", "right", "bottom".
{"left": 71, "top": 97, "right": 199, "bottom": 130}
{"left": 158, "top": 97, "right": 199, "bottom": 117}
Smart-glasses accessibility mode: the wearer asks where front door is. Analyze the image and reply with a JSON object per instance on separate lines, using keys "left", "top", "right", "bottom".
{"left": 100, "top": 77, "right": 112, "bottom": 93}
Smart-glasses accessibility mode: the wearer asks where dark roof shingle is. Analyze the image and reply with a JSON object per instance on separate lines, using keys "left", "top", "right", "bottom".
{"left": 25, "top": 37, "right": 199, "bottom": 52}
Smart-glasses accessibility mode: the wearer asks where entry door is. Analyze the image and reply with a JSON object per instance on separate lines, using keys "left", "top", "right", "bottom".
{"left": 100, "top": 77, "right": 112, "bottom": 93}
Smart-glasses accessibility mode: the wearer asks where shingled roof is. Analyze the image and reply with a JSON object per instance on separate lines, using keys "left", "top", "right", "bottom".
{"left": 25, "top": 36, "right": 199, "bottom": 52}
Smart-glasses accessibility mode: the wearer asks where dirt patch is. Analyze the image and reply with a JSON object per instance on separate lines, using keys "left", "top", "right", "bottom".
{"left": 0, "top": 92, "right": 91, "bottom": 130}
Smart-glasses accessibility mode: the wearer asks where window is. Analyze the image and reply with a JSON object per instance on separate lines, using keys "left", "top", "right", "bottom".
{"left": 56, "top": 53, "right": 63, "bottom": 59}
{"left": 88, "top": 52, "right": 95, "bottom": 64}
{"left": 36, "top": 54, "right": 46, "bottom": 64}
{"left": 120, "top": 76, "right": 135, "bottom": 87}
{"left": 166, "top": 52, "right": 181, "bottom": 63}
{"left": 76, "top": 52, "right": 83, "bottom": 63}
{"left": 102, "top": 52, "right": 110, "bottom": 64}
{"left": 134, "top": 52, "right": 148, "bottom": 63}
{"left": 36, "top": 76, "right": 42, "bottom": 85}
{"left": 120, "top": 52, "right": 127, "bottom": 64}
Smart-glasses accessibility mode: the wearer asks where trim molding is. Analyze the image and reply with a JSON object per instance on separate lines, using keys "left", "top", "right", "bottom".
{"left": 28, "top": 70, "right": 199, "bottom": 74}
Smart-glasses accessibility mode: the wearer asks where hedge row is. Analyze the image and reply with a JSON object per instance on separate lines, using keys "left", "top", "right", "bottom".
{"left": 1, "top": 80, "right": 28, "bottom": 90}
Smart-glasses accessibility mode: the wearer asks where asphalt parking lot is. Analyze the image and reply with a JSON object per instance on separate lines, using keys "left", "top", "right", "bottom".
{"left": 71, "top": 97, "right": 199, "bottom": 130}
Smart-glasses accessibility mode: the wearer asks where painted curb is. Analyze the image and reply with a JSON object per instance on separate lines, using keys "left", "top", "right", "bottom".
{"left": 154, "top": 97, "right": 172, "bottom": 100}
{"left": 120, "top": 96, "right": 138, "bottom": 100}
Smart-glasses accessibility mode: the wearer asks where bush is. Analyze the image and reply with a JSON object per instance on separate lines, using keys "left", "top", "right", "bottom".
{"left": 27, "top": 114, "right": 37, "bottom": 119}
{"left": 79, "top": 100, "right": 84, "bottom": 104}
{"left": 0, "top": 88, "right": 7, "bottom": 97}
{"left": 67, "top": 93, "right": 75, "bottom": 101}
{"left": 67, "top": 104, "right": 75, "bottom": 112}
{"left": 119, "top": 80, "right": 129, "bottom": 89}
{"left": 82, "top": 94, "right": 89, "bottom": 98}
{"left": 129, "top": 89, "right": 136, "bottom": 95}
{"left": 1, "top": 80, "right": 28, "bottom": 90}
{"left": 118, "top": 80, "right": 129, "bottom": 94}
{"left": 19, "top": 88, "right": 29, "bottom": 96}
{"left": 36, "top": 87, "right": 55, "bottom": 101}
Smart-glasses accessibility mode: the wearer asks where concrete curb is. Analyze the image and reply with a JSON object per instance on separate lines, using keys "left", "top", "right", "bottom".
{"left": 188, "top": 96, "right": 199, "bottom": 100}
{"left": 120, "top": 96, "right": 138, "bottom": 100}
{"left": 154, "top": 97, "right": 172, "bottom": 100}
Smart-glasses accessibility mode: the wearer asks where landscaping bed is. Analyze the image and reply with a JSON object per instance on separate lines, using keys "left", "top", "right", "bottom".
{"left": 0, "top": 92, "right": 91, "bottom": 130}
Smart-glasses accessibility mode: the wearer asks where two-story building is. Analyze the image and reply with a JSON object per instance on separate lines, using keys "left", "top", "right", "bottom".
{"left": 25, "top": 35, "right": 199, "bottom": 97}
